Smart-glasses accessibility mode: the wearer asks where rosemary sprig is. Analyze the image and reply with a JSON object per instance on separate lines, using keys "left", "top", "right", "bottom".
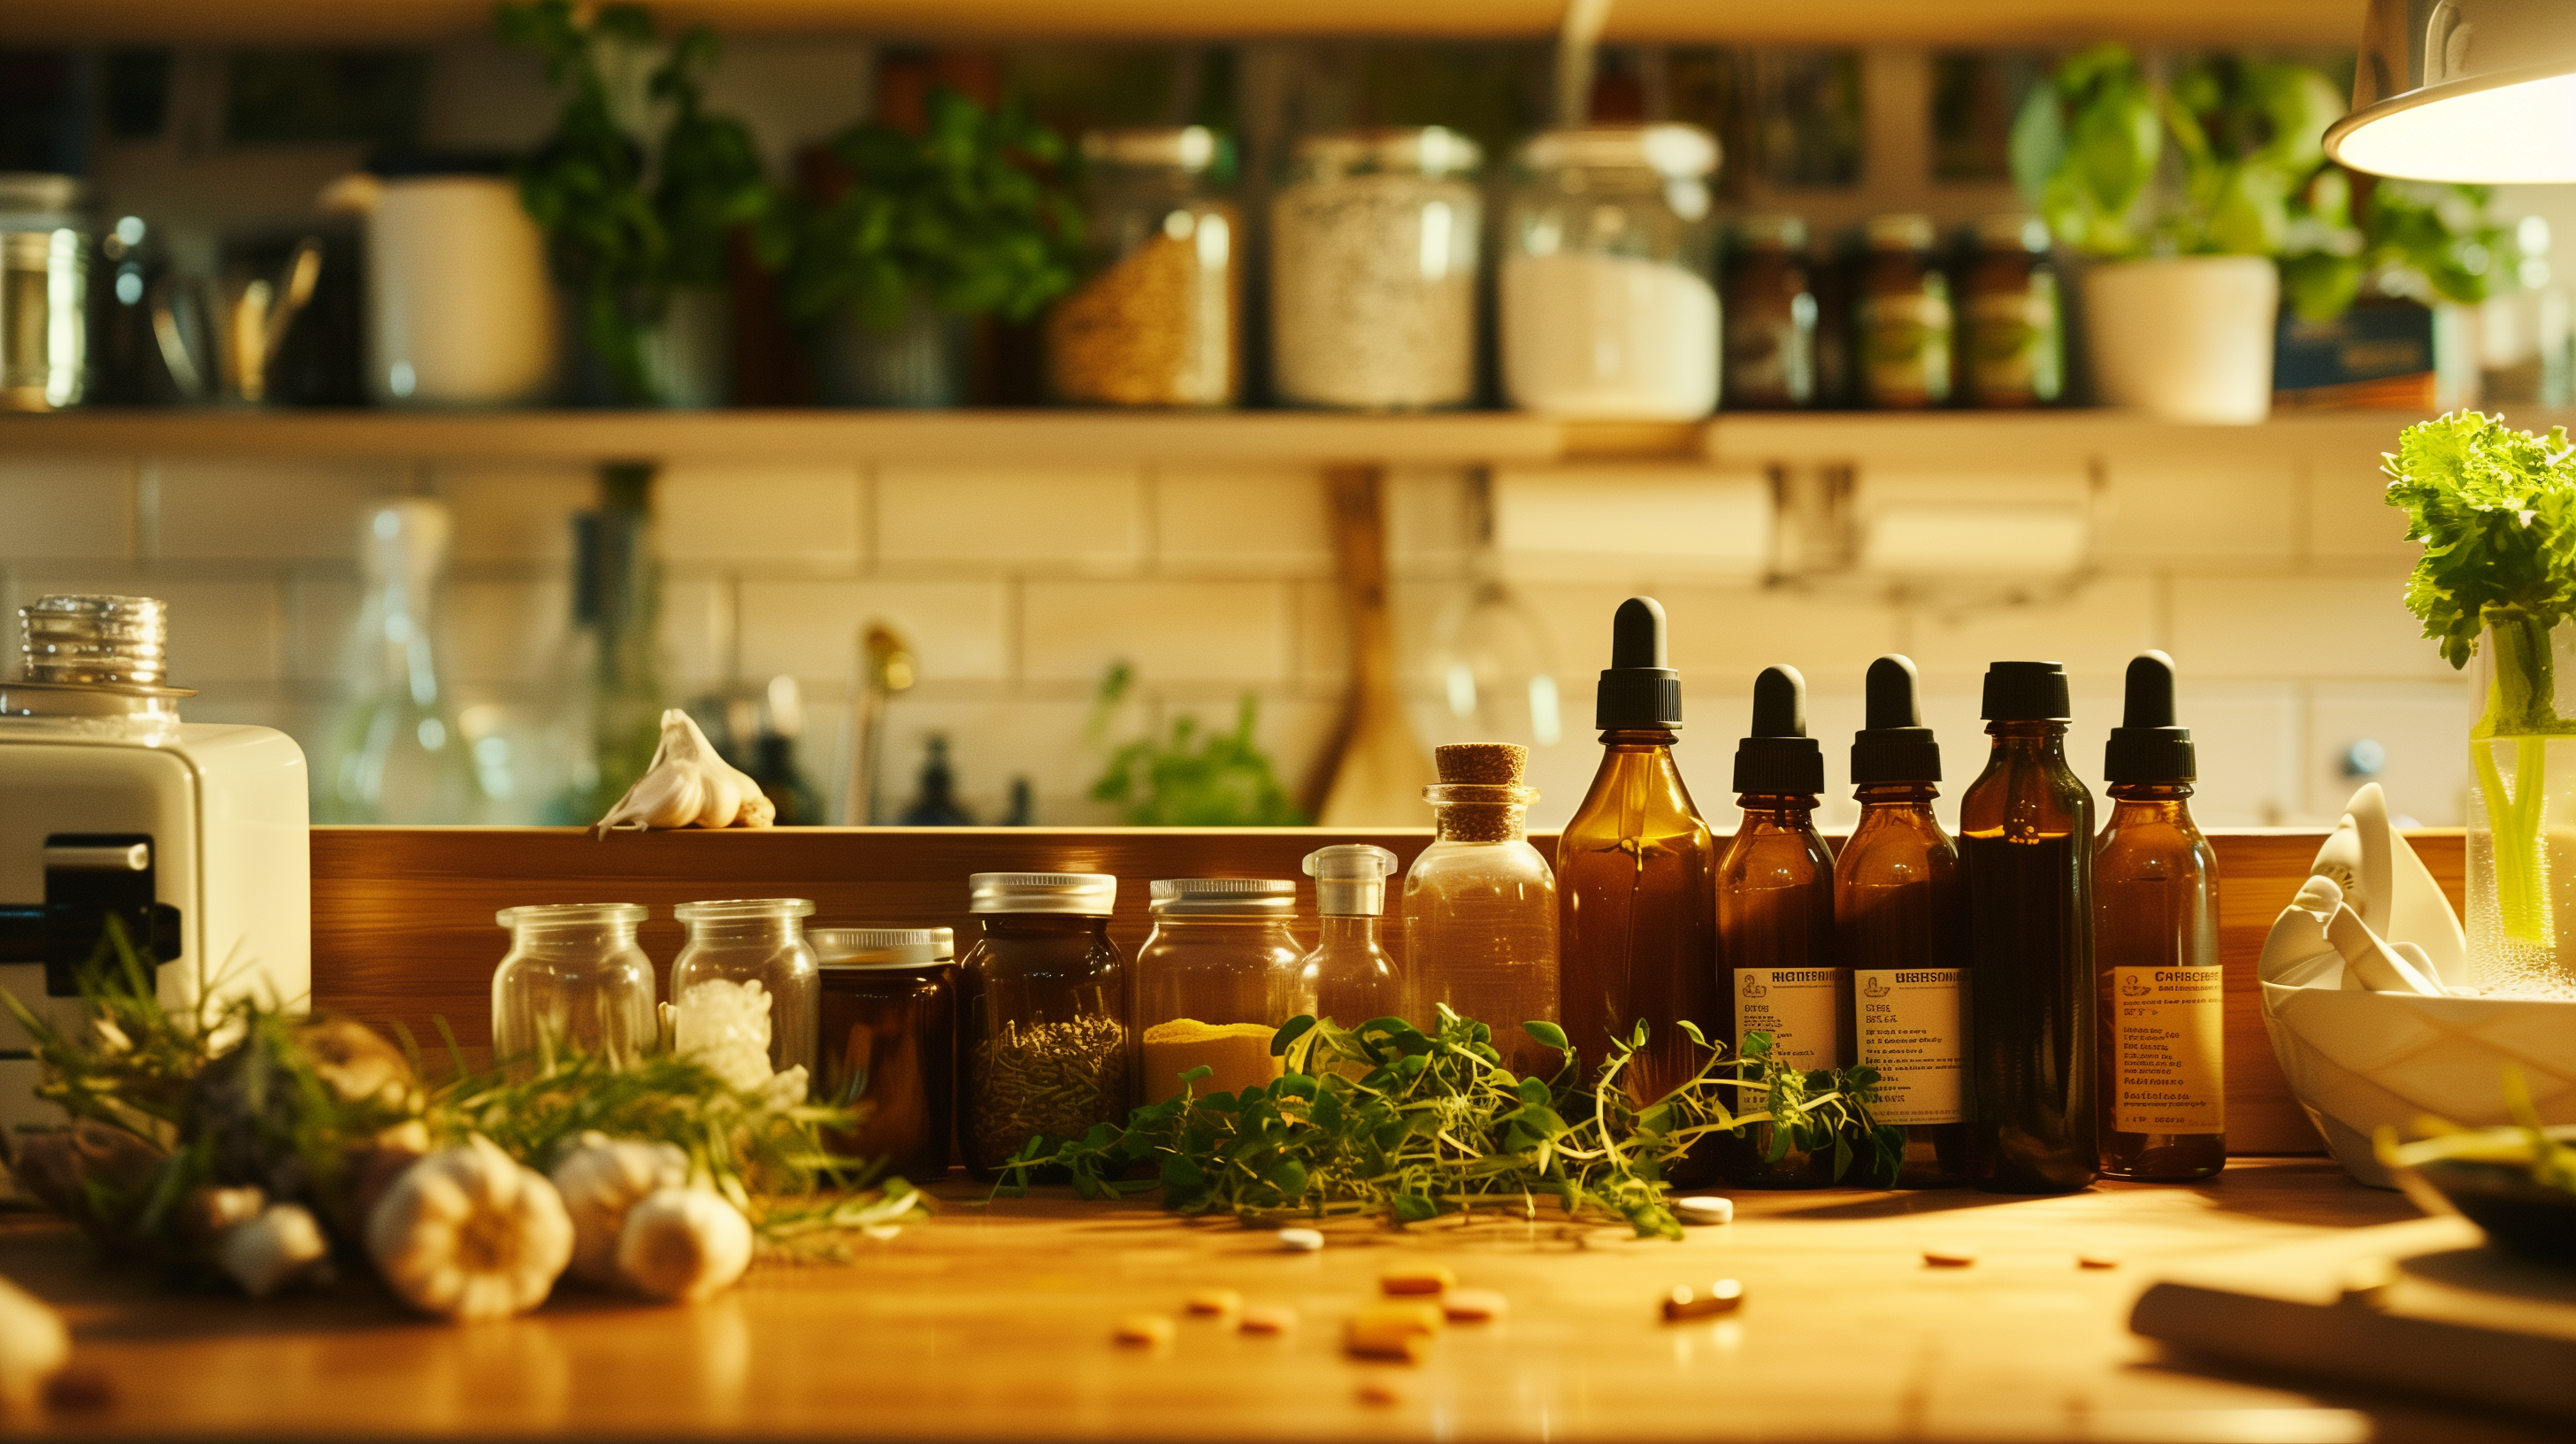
{"left": 993, "top": 1008, "right": 1903, "bottom": 1240}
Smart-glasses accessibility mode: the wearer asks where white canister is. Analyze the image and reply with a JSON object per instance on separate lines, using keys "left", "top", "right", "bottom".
{"left": 327, "top": 166, "right": 556, "bottom": 407}
{"left": 2080, "top": 255, "right": 2278, "bottom": 425}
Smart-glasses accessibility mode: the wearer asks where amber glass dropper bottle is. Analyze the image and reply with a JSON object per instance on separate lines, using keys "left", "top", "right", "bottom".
{"left": 2096, "top": 651, "right": 2225, "bottom": 1181}
{"left": 1835, "top": 654, "right": 1969, "bottom": 1187}
{"left": 1717, "top": 665, "right": 1844, "bottom": 1187}
{"left": 1555, "top": 597, "right": 1718, "bottom": 1179}
{"left": 1961, "top": 660, "right": 2097, "bottom": 1194}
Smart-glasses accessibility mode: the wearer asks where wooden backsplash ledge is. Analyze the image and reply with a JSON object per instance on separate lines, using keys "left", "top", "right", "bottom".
{"left": 312, "top": 826, "right": 2462, "bottom": 1156}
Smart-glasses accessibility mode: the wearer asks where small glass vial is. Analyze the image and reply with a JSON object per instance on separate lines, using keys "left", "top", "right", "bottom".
{"left": 957, "top": 872, "right": 1129, "bottom": 1180}
{"left": 1270, "top": 127, "right": 1483, "bottom": 410}
{"left": 1300, "top": 845, "right": 1402, "bottom": 1025}
{"left": 1402, "top": 743, "right": 1561, "bottom": 1078}
{"left": 1134, "top": 879, "right": 1308, "bottom": 1102}
{"left": 1855, "top": 213, "right": 1953, "bottom": 409}
{"left": 1722, "top": 216, "right": 1817, "bottom": 409}
{"left": 813, "top": 927, "right": 957, "bottom": 1183}
{"left": 671, "top": 898, "right": 819, "bottom": 1093}
{"left": 491, "top": 902, "right": 658, "bottom": 1066}
{"left": 1961, "top": 214, "right": 2064, "bottom": 408}
{"left": 1046, "top": 127, "right": 1238, "bottom": 407}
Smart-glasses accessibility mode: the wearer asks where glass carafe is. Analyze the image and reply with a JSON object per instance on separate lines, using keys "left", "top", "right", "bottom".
{"left": 2465, "top": 609, "right": 2576, "bottom": 997}
{"left": 671, "top": 898, "right": 819, "bottom": 1095}
{"left": 491, "top": 902, "right": 658, "bottom": 1066}
{"left": 315, "top": 498, "right": 481, "bottom": 823}
{"left": 1133, "top": 879, "right": 1307, "bottom": 1102}
{"left": 1402, "top": 781, "right": 1561, "bottom": 1077}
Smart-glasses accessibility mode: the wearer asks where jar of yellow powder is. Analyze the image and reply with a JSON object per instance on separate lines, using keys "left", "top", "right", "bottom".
{"left": 1135, "top": 878, "right": 1311, "bottom": 1102}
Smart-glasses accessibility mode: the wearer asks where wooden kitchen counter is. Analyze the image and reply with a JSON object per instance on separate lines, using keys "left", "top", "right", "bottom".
{"left": 0, "top": 1159, "right": 2549, "bottom": 1442}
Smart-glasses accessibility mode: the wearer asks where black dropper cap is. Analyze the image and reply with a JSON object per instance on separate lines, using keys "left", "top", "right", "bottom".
{"left": 2104, "top": 649, "right": 2196, "bottom": 783}
{"left": 1595, "top": 595, "right": 1683, "bottom": 729}
{"left": 1851, "top": 654, "right": 1939, "bottom": 784}
{"left": 1734, "top": 665, "right": 1823, "bottom": 795}
{"left": 1981, "top": 659, "right": 2071, "bottom": 722}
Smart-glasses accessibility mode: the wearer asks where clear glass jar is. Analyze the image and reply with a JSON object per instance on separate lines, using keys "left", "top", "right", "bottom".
{"left": 1134, "top": 879, "right": 1309, "bottom": 1102}
{"left": 2465, "top": 609, "right": 2576, "bottom": 997}
{"left": 491, "top": 902, "right": 658, "bottom": 1066}
{"left": 1401, "top": 780, "right": 1562, "bottom": 1078}
{"left": 1500, "top": 125, "right": 1721, "bottom": 419}
{"left": 957, "top": 872, "right": 1130, "bottom": 1179}
{"left": 671, "top": 898, "right": 819, "bottom": 1094}
{"left": 1, "top": 173, "right": 88, "bottom": 412}
{"left": 1046, "top": 127, "right": 1238, "bottom": 407}
{"left": 1270, "top": 127, "right": 1482, "bottom": 411}
{"left": 814, "top": 927, "right": 956, "bottom": 1181}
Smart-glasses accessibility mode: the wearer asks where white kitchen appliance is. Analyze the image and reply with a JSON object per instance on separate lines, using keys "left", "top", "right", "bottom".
{"left": 0, "top": 595, "right": 309, "bottom": 1133}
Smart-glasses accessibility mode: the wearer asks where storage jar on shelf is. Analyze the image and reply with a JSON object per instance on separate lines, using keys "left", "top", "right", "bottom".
{"left": 1269, "top": 127, "right": 1483, "bottom": 411}
{"left": 957, "top": 872, "right": 1131, "bottom": 1179}
{"left": 1133, "top": 879, "right": 1310, "bottom": 1102}
{"left": 1960, "top": 214, "right": 2063, "bottom": 408}
{"left": 1855, "top": 214, "right": 1953, "bottom": 409}
{"left": 813, "top": 926, "right": 957, "bottom": 1181}
{"left": 1721, "top": 215, "right": 1817, "bottom": 409}
{"left": 490, "top": 902, "right": 659, "bottom": 1067}
{"left": 1046, "top": 127, "right": 1238, "bottom": 408}
{"left": 671, "top": 897, "right": 821, "bottom": 1093}
{"left": 1499, "top": 124, "right": 1721, "bottom": 419}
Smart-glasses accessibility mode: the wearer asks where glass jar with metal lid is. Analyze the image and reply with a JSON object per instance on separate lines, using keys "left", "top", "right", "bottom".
{"left": 1134, "top": 879, "right": 1311, "bottom": 1103}
{"left": 671, "top": 898, "right": 820, "bottom": 1095}
{"left": 957, "top": 872, "right": 1129, "bottom": 1179}
{"left": 814, "top": 926, "right": 956, "bottom": 1181}
{"left": 1960, "top": 213, "right": 2063, "bottom": 408}
{"left": 1855, "top": 213, "right": 1954, "bottom": 409}
{"left": 1046, "top": 127, "right": 1238, "bottom": 408}
{"left": 490, "top": 902, "right": 659, "bottom": 1067}
{"left": 1, "top": 174, "right": 88, "bottom": 412}
{"left": 1270, "top": 127, "right": 1482, "bottom": 411}
{"left": 1500, "top": 125, "right": 1721, "bottom": 419}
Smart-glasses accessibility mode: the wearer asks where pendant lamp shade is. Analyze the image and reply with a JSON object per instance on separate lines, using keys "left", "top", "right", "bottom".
{"left": 2326, "top": 0, "right": 2576, "bottom": 183}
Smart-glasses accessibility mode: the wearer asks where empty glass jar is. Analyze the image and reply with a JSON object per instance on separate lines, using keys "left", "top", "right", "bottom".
{"left": 1134, "top": 879, "right": 1310, "bottom": 1102}
{"left": 671, "top": 898, "right": 819, "bottom": 1095}
{"left": 814, "top": 926, "right": 956, "bottom": 1181}
{"left": 958, "top": 872, "right": 1129, "bottom": 1179}
{"left": 491, "top": 902, "right": 658, "bottom": 1066}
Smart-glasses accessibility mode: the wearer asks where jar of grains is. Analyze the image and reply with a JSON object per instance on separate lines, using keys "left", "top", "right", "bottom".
{"left": 1133, "top": 879, "right": 1311, "bottom": 1104}
{"left": 1045, "top": 127, "right": 1238, "bottom": 407}
{"left": 1269, "top": 127, "right": 1483, "bottom": 410}
{"left": 957, "top": 872, "right": 1131, "bottom": 1179}
{"left": 1500, "top": 124, "right": 1721, "bottom": 419}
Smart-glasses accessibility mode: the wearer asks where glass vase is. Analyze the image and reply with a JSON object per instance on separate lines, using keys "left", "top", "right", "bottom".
{"left": 2464, "top": 610, "right": 2576, "bottom": 998}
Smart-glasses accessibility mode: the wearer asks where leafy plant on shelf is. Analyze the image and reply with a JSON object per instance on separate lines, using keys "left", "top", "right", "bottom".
{"left": 2385, "top": 411, "right": 2576, "bottom": 949}
{"left": 499, "top": 0, "right": 773, "bottom": 403}
{"left": 2281, "top": 171, "right": 2518, "bottom": 321}
{"left": 1086, "top": 662, "right": 1307, "bottom": 826}
{"left": 770, "top": 84, "right": 1083, "bottom": 334}
{"left": 993, "top": 1008, "right": 1901, "bottom": 1240}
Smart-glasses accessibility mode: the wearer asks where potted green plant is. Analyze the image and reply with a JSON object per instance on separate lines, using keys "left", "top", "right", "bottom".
{"left": 2012, "top": 45, "right": 2344, "bottom": 422}
{"left": 500, "top": 0, "right": 771, "bottom": 407}
{"left": 770, "top": 86, "right": 1082, "bottom": 407}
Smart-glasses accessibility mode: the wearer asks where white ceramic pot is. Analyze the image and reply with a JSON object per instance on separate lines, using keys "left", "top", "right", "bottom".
{"left": 2080, "top": 255, "right": 2278, "bottom": 424}
{"left": 353, "top": 174, "right": 557, "bottom": 407}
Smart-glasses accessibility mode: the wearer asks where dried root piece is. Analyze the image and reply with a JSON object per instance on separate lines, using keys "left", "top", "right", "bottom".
{"left": 594, "top": 709, "right": 777, "bottom": 836}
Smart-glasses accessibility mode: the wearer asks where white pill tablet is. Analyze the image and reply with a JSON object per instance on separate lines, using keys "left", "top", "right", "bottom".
{"left": 1277, "top": 1226, "right": 1325, "bottom": 1252}
{"left": 1675, "top": 1196, "right": 1735, "bottom": 1226}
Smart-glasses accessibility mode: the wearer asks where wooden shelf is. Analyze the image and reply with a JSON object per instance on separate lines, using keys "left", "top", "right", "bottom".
{"left": 0, "top": 0, "right": 2359, "bottom": 46}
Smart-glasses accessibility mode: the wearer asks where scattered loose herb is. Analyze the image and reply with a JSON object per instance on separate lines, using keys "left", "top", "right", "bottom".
{"left": 993, "top": 1008, "right": 1901, "bottom": 1240}
{"left": 2385, "top": 411, "right": 2576, "bottom": 945}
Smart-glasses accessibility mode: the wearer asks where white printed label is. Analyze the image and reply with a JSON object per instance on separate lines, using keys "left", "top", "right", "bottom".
{"left": 1734, "top": 968, "right": 1841, "bottom": 1071}
{"left": 1853, "top": 968, "right": 1968, "bottom": 1125}
{"left": 2112, "top": 966, "right": 2225, "bottom": 1133}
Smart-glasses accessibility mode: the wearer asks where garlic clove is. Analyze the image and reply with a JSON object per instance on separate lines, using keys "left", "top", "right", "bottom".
{"left": 617, "top": 1187, "right": 754, "bottom": 1302}
{"left": 594, "top": 709, "right": 775, "bottom": 835}
{"left": 0, "top": 1274, "right": 69, "bottom": 1408}
{"left": 218, "top": 1202, "right": 333, "bottom": 1300}
{"left": 551, "top": 1137, "right": 690, "bottom": 1288}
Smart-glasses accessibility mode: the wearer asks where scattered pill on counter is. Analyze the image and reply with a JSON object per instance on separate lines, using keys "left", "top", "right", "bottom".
{"left": 1184, "top": 1288, "right": 1241, "bottom": 1317}
{"left": 1922, "top": 1248, "right": 1978, "bottom": 1268}
{"left": 1439, "top": 1288, "right": 1507, "bottom": 1323}
{"left": 1238, "top": 1305, "right": 1299, "bottom": 1335}
{"left": 1357, "top": 1379, "right": 1405, "bottom": 1406}
{"left": 1378, "top": 1263, "right": 1456, "bottom": 1295}
{"left": 1346, "top": 1302, "right": 1444, "bottom": 1359}
{"left": 1113, "top": 1314, "right": 1175, "bottom": 1348}
{"left": 2077, "top": 1252, "right": 2121, "bottom": 1271}
{"left": 1675, "top": 1195, "right": 1735, "bottom": 1226}
{"left": 1276, "top": 1227, "right": 1324, "bottom": 1252}
{"left": 1661, "top": 1279, "right": 1744, "bottom": 1321}
{"left": 1346, "top": 1331, "right": 1433, "bottom": 1364}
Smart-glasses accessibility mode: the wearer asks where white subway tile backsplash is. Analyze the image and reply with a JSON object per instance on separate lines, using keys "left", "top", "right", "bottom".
{"left": 738, "top": 579, "right": 1008, "bottom": 685}
{"left": 2306, "top": 680, "right": 2471, "bottom": 826}
{"left": 1657, "top": 584, "right": 1905, "bottom": 683}
{"left": 876, "top": 464, "right": 1143, "bottom": 569}
{"left": 284, "top": 573, "right": 364, "bottom": 683}
{"left": 1155, "top": 465, "right": 1332, "bottom": 574}
{"left": 2095, "top": 455, "right": 2296, "bottom": 566}
{"left": 1022, "top": 579, "right": 1291, "bottom": 686}
{"left": 2304, "top": 442, "right": 2415, "bottom": 562}
{"left": 0, "top": 457, "right": 134, "bottom": 559}
{"left": 658, "top": 462, "right": 862, "bottom": 567}
{"left": 151, "top": 460, "right": 397, "bottom": 561}
{"left": 2178, "top": 681, "right": 2302, "bottom": 826}
{"left": 1905, "top": 575, "right": 2158, "bottom": 687}
{"left": 435, "top": 463, "right": 592, "bottom": 564}
{"left": 444, "top": 578, "right": 571, "bottom": 687}
{"left": 2170, "top": 576, "right": 2450, "bottom": 681}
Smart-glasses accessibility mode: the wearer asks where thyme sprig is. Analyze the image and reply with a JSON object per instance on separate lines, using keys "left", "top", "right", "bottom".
{"left": 993, "top": 1008, "right": 1901, "bottom": 1240}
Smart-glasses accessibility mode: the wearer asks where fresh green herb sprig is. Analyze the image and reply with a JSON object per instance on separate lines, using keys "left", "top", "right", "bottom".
{"left": 993, "top": 1008, "right": 1900, "bottom": 1240}
{"left": 1085, "top": 663, "right": 1306, "bottom": 826}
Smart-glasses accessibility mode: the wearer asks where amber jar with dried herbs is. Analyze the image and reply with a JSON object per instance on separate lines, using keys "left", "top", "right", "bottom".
{"left": 956, "top": 872, "right": 1130, "bottom": 1180}
{"left": 1046, "top": 127, "right": 1238, "bottom": 407}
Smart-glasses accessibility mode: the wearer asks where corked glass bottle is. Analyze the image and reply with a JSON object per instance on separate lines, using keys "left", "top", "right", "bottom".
{"left": 1717, "top": 665, "right": 1844, "bottom": 1187}
{"left": 2096, "top": 651, "right": 2225, "bottom": 1181}
{"left": 1835, "top": 655, "right": 1970, "bottom": 1187}
{"left": 1556, "top": 596, "right": 1719, "bottom": 1182}
{"left": 1401, "top": 742, "right": 1561, "bottom": 1078}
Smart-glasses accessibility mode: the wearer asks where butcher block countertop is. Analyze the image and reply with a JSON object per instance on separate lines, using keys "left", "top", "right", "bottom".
{"left": 0, "top": 1160, "right": 2555, "bottom": 1443}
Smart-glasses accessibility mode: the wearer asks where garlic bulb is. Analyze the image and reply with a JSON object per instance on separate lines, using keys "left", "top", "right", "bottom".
{"left": 549, "top": 1133, "right": 689, "bottom": 1287}
{"left": 616, "top": 1187, "right": 754, "bottom": 1302}
{"left": 218, "top": 1202, "right": 333, "bottom": 1300}
{"left": 366, "top": 1135, "right": 573, "bottom": 1322}
{"left": 0, "top": 1274, "right": 68, "bottom": 1407}
{"left": 594, "top": 709, "right": 777, "bottom": 835}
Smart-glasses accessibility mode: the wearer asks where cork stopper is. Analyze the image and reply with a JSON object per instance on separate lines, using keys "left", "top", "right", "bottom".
{"left": 1435, "top": 743, "right": 1527, "bottom": 785}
